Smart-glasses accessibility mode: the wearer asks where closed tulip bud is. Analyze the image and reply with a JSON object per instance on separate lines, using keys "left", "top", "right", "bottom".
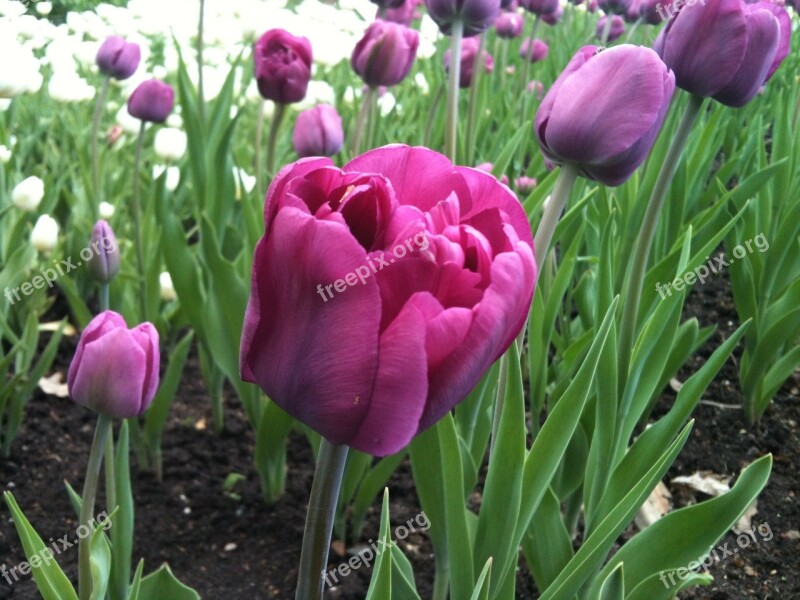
{"left": 494, "top": 11, "right": 524, "bottom": 37}
{"left": 638, "top": 0, "right": 663, "bottom": 24}
{"left": 655, "top": 0, "right": 789, "bottom": 107}
{"left": 154, "top": 127, "right": 187, "bottom": 161}
{"left": 351, "top": 20, "right": 419, "bottom": 88}
{"left": 623, "top": 0, "right": 641, "bottom": 22}
{"left": 371, "top": 0, "right": 406, "bottom": 8}
{"left": 68, "top": 311, "right": 160, "bottom": 419}
{"left": 96, "top": 36, "right": 141, "bottom": 80}
{"left": 599, "top": 0, "right": 631, "bottom": 14}
{"left": 87, "top": 220, "right": 120, "bottom": 284}
{"left": 381, "top": 0, "right": 424, "bottom": 25}
{"left": 519, "top": 0, "right": 559, "bottom": 15}
{"left": 426, "top": 0, "right": 502, "bottom": 36}
{"left": 293, "top": 105, "right": 344, "bottom": 158}
{"left": 240, "top": 145, "right": 535, "bottom": 456}
{"left": 541, "top": 3, "right": 563, "bottom": 24}
{"left": 520, "top": 38, "right": 549, "bottom": 62}
{"left": 444, "top": 37, "right": 494, "bottom": 88}
{"left": 596, "top": 15, "right": 626, "bottom": 41}
{"left": 159, "top": 272, "right": 176, "bottom": 301}
{"left": 12, "top": 175, "right": 44, "bottom": 211}
{"left": 127, "top": 79, "right": 174, "bottom": 123}
{"left": 527, "top": 79, "right": 545, "bottom": 98}
{"left": 30, "top": 214, "right": 59, "bottom": 253}
{"left": 253, "top": 29, "right": 313, "bottom": 104}
{"left": 535, "top": 45, "right": 675, "bottom": 186}
{"left": 515, "top": 176, "right": 538, "bottom": 193}
{"left": 36, "top": 1, "right": 53, "bottom": 15}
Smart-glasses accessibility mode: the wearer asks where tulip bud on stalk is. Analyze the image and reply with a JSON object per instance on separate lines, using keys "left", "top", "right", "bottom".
{"left": 87, "top": 220, "right": 120, "bottom": 310}
{"left": 292, "top": 105, "right": 344, "bottom": 158}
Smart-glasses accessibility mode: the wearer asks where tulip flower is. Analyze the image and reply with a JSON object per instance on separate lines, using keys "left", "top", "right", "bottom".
{"left": 371, "top": 0, "right": 406, "bottom": 8}
{"left": 519, "top": 0, "right": 559, "bottom": 15}
{"left": 515, "top": 176, "right": 538, "bottom": 193}
{"left": 541, "top": 3, "right": 563, "bottom": 24}
{"left": 638, "top": 0, "right": 663, "bottom": 24}
{"left": 253, "top": 29, "right": 313, "bottom": 104}
{"left": 68, "top": 311, "right": 159, "bottom": 419}
{"left": 99, "top": 202, "right": 115, "bottom": 219}
{"left": 240, "top": 145, "right": 536, "bottom": 456}
{"left": 12, "top": 175, "right": 44, "bottom": 212}
{"left": 127, "top": 79, "right": 174, "bottom": 123}
{"left": 160, "top": 272, "right": 177, "bottom": 301}
{"left": 154, "top": 127, "right": 187, "bottom": 162}
{"left": 426, "top": 0, "right": 502, "bottom": 36}
{"left": 534, "top": 45, "right": 675, "bottom": 186}
{"left": 30, "top": 215, "right": 59, "bottom": 253}
{"left": 87, "top": 220, "right": 120, "bottom": 285}
{"left": 654, "top": 0, "right": 790, "bottom": 107}
{"left": 444, "top": 37, "right": 495, "bottom": 88}
{"left": 520, "top": 38, "right": 549, "bottom": 62}
{"left": 624, "top": 0, "right": 642, "bottom": 22}
{"left": 351, "top": 20, "right": 420, "bottom": 88}
{"left": 599, "top": 0, "right": 631, "bottom": 14}
{"left": 527, "top": 79, "right": 545, "bottom": 98}
{"left": 292, "top": 105, "right": 344, "bottom": 158}
{"left": 495, "top": 11, "right": 524, "bottom": 37}
{"left": 596, "top": 15, "right": 626, "bottom": 41}
{"left": 95, "top": 36, "right": 141, "bottom": 81}
{"left": 382, "top": 0, "right": 424, "bottom": 24}
{"left": 0, "top": 40, "right": 41, "bottom": 99}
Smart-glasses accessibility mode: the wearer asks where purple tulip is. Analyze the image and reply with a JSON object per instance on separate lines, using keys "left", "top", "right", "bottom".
{"left": 87, "top": 220, "right": 120, "bottom": 284}
{"left": 596, "top": 15, "right": 626, "bottom": 41}
{"left": 444, "top": 37, "right": 495, "bottom": 88}
{"left": 254, "top": 29, "right": 313, "bottom": 104}
{"left": 599, "top": 0, "right": 632, "bottom": 14}
{"left": 68, "top": 311, "right": 159, "bottom": 419}
{"left": 292, "top": 105, "right": 344, "bottom": 158}
{"left": 127, "top": 79, "right": 174, "bottom": 123}
{"left": 381, "top": 0, "right": 424, "bottom": 24}
{"left": 515, "top": 176, "right": 538, "bottom": 193}
{"left": 534, "top": 45, "right": 676, "bottom": 186}
{"left": 494, "top": 11, "right": 524, "bottom": 37}
{"left": 520, "top": 38, "right": 549, "bottom": 62}
{"left": 527, "top": 79, "right": 545, "bottom": 98}
{"left": 426, "top": 0, "right": 502, "bottom": 36}
{"left": 519, "top": 0, "right": 560, "bottom": 13}
{"left": 586, "top": 0, "right": 600, "bottom": 11}
{"left": 351, "top": 20, "right": 419, "bottom": 88}
{"left": 654, "top": 0, "right": 789, "bottom": 107}
{"left": 372, "top": 0, "right": 406, "bottom": 8}
{"left": 638, "top": 0, "right": 664, "bottom": 24}
{"left": 96, "top": 36, "right": 141, "bottom": 80}
{"left": 541, "top": 3, "right": 564, "bottom": 23}
{"left": 240, "top": 145, "right": 535, "bottom": 456}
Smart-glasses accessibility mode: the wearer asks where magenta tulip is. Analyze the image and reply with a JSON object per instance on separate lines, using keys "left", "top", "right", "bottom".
{"left": 444, "top": 37, "right": 495, "bottom": 88}
{"left": 520, "top": 38, "right": 549, "bottom": 62}
{"left": 68, "top": 311, "right": 159, "bottom": 419}
{"left": 535, "top": 45, "right": 675, "bottom": 186}
{"left": 494, "top": 11, "right": 524, "bottom": 37}
{"left": 240, "top": 145, "right": 536, "bottom": 456}
{"left": 519, "top": 0, "right": 560, "bottom": 14}
{"left": 381, "top": 0, "right": 424, "bottom": 24}
{"left": 426, "top": 0, "right": 502, "bottom": 36}
{"left": 96, "top": 36, "right": 140, "bottom": 80}
{"left": 292, "top": 105, "right": 344, "bottom": 158}
{"left": 541, "top": 3, "right": 563, "bottom": 24}
{"left": 638, "top": 0, "right": 663, "bottom": 24}
{"left": 596, "top": 15, "right": 626, "bottom": 41}
{"left": 127, "top": 79, "right": 174, "bottom": 123}
{"left": 351, "top": 20, "right": 419, "bottom": 88}
{"left": 254, "top": 29, "right": 313, "bottom": 104}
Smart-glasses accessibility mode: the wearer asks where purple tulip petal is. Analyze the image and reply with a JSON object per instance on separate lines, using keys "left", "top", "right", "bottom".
{"left": 129, "top": 323, "right": 160, "bottom": 412}
{"left": 67, "top": 311, "right": 127, "bottom": 393}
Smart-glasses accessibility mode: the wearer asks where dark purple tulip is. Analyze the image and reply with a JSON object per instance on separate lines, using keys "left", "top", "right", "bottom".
{"left": 68, "top": 311, "right": 159, "bottom": 419}
{"left": 351, "top": 20, "right": 419, "bottom": 88}
{"left": 292, "top": 105, "right": 344, "bottom": 158}
{"left": 586, "top": 0, "right": 599, "bottom": 11}
{"left": 759, "top": 1, "right": 791, "bottom": 80}
{"left": 381, "top": 0, "right": 424, "bottom": 24}
{"left": 624, "top": 0, "right": 642, "bottom": 21}
{"left": 638, "top": 0, "right": 663, "bottom": 24}
{"left": 87, "top": 220, "right": 119, "bottom": 284}
{"left": 655, "top": 0, "right": 788, "bottom": 107}
{"left": 127, "top": 79, "right": 174, "bottom": 123}
{"left": 534, "top": 45, "right": 675, "bottom": 186}
{"left": 541, "top": 3, "right": 563, "bottom": 23}
{"left": 519, "top": 0, "right": 559, "bottom": 14}
{"left": 444, "top": 37, "right": 495, "bottom": 88}
{"left": 371, "top": 0, "right": 406, "bottom": 8}
{"left": 426, "top": 0, "right": 502, "bottom": 36}
{"left": 596, "top": 15, "right": 626, "bottom": 41}
{"left": 599, "top": 0, "right": 632, "bottom": 13}
{"left": 96, "top": 36, "right": 141, "bottom": 80}
{"left": 254, "top": 29, "right": 313, "bottom": 104}
{"left": 495, "top": 11, "right": 524, "bottom": 37}
{"left": 520, "top": 38, "right": 549, "bottom": 62}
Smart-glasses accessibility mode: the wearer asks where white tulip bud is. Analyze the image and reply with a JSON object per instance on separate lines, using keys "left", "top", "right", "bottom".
{"left": 12, "top": 176, "right": 45, "bottom": 211}
{"left": 154, "top": 127, "right": 187, "bottom": 162}
{"left": 159, "top": 272, "right": 176, "bottom": 301}
{"left": 30, "top": 214, "right": 59, "bottom": 253}
{"left": 36, "top": 2, "right": 53, "bottom": 16}
{"left": 99, "top": 201, "right": 115, "bottom": 219}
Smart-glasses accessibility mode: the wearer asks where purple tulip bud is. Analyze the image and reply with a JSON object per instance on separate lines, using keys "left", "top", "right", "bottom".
{"left": 87, "top": 220, "right": 119, "bottom": 284}
{"left": 655, "top": 0, "right": 789, "bottom": 107}
{"left": 638, "top": 0, "right": 664, "bottom": 25}
{"left": 541, "top": 3, "right": 563, "bottom": 23}
{"left": 515, "top": 176, "right": 538, "bottom": 193}
{"left": 519, "top": 0, "right": 559, "bottom": 15}
{"left": 68, "top": 311, "right": 160, "bottom": 419}
{"left": 381, "top": 0, "right": 424, "bottom": 24}
{"left": 475, "top": 162, "right": 509, "bottom": 185}
{"left": 599, "top": 0, "right": 632, "bottom": 14}
{"left": 596, "top": 15, "right": 626, "bottom": 41}
{"left": 527, "top": 79, "right": 545, "bottom": 98}
{"left": 293, "top": 105, "right": 344, "bottom": 158}
{"left": 586, "top": 0, "right": 599, "bottom": 11}
{"left": 254, "top": 29, "right": 313, "bottom": 104}
{"left": 351, "top": 20, "right": 419, "bottom": 88}
{"left": 520, "top": 38, "right": 549, "bottom": 62}
{"left": 127, "top": 79, "right": 174, "bottom": 123}
{"left": 444, "top": 37, "right": 495, "bottom": 88}
{"left": 426, "top": 0, "right": 502, "bottom": 36}
{"left": 494, "top": 11, "right": 524, "bottom": 37}
{"left": 96, "top": 36, "right": 141, "bottom": 80}
{"left": 372, "top": 0, "right": 406, "bottom": 8}
{"left": 534, "top": 45, "right": 676, "bottom": 186}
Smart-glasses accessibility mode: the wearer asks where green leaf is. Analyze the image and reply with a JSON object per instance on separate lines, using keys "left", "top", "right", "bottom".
{"left": 625, "top": 570, "right": 712, "bottom": 600}
{"left": 598, "top": 563, "right": 624, "bottom": 600}
{"left": 88, "top": 512, "right": 113, "bottom": 600}
{"left": 365, "top": 489, "right": 393, "bottom": 599}
{"left": 127, "top": 561, "right": 145, "bottom": 600}
{"left": 110, "top": 422, "right": 134, "bottom": 600}
{"left": 254, "top": 399, "right": 293, "bottom": 503}
{"left": 139, "top": 564, "right": 200, "bottom": 600}
{"left": 470, "top": 559, "right": 493, "bottom": 600}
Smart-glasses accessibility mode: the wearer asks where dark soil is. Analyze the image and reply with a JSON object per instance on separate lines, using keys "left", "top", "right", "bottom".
{"left": 1, "top": 272, "right": 797, "bottom": 600}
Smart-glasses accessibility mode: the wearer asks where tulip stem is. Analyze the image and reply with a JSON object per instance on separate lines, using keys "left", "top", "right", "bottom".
{"left": 424, "top": 84, "right": 445, "bottom": 148}
{"left": 445, "top": 20, "right": 464, "bottom": 163}
{"left": 91, "top": 77, "right": 111, "bottom": 217}
{"left": 520, "top": 16, "right": 540, "bottom": 99}
{"left": 79, "top": 414, "right": 112, "bottom": 600}
{"left": 351, "top": 86, "right": 376, "bottom": 155}
{"left": 617, "top": 94, "right": 704, "bottom": 384}
{"left": 255, "top": 100, "right": 265, "bottom": 194}
{"left": 601, "top": 14, "right": 613, "bottom": 45}
{"left": 533, "top": 163, "right": 579, "bottom": 272}
{"left": 100, "top": 283, "right": 109, "bottom": 312}
{"left": 466, "top": 32, "right": 487, "bottom": 166}
{"left": 132, "top": 122, "right": 148, "bottom": 321}
{"left": 197, "top": 0, "right": 206, "bottom": 123}
{"left": 266, "top": 102, "right": 286, "bottom": 177}
{"left": 295, "top": 438, "right": 348, "bottom": 600}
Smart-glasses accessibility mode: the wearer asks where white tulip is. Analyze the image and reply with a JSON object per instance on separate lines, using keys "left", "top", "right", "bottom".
{"left": 30, "top": 214, "right": 59, "bottom": 253}
{"left": 36, "top": 2, "right": 53, "bottom": 16}
{"left": 159, "top": 272, "right": 176, "bottom": 301}
{"left": 99, "top": 202, "right": 115, "bottom": 219}
{"left": 0, "top": 40, "right": 41, "bottom": 99}
{"left": 0, "top": 145, "right": 11, "bottom": 164}
{"left": 153, "top": 164, "right": 180, "bottom": 192}
{"left": 154, "top": 127, "right": 187, "bottom": 162}
{"left": 12, "top": 176, "right": 45, "bottom": 211}
{"left": 48, "top": 71, "right": 95, "bottom": 103}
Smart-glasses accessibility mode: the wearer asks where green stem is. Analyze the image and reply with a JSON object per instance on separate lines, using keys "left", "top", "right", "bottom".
{"left": 99, "top": 282, "right": 109, "bottom": 313}
{"left": 91, "top": 77, "right": 111, "bottom": 218}
{"left": 255, "top": 99, "right": 265, "bottom": 195}
{"left": 520, "top": 16, "right": 540, "bottom": 97}
{"left": 445, "top": 20, "right": 464, "bottom": 163}
{"left": 533, "top": 163, "right": 579, "bottom": 272}
{"left": 79, "top": 414, "right": 112, "bottom": 600}
{"left": 104, "top": 432, "right": 116, "bottom": 519}
{"left": 625, "top": 17, "right": 642, "bottom": 42}
{"left": 266, "top": 102, "right": 286, "bottom": 177}
{"left": 466, "top": 32, "right": 487, "bottom": 166}
{"left": 132, "top": 122, "right": 147, "bottom": 321}
{"left": 197, "top": 0, "right": 206, "bottom": 123}
{"left": 617, "top": 94, "right": 704, "bottom": 382}
{"left": 601, "top": 13, "right": 613, "bottom": 45}
{"left": 432, "top": 559, "right": 450, "bottom": 600}
{"left": 295, "top": 438, "right": 349, "bottom": 600}
{"left": 424, "top": 84, "right": 444, "bottom": 148}
{"left": 351, "top": 86, "right": 375, "bottom": 155}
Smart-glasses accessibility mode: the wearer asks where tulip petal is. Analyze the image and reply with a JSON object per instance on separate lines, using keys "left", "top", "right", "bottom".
{"left": 264, "top": 157, "right": 333, "bottom": 227}
{"left": 129, "top": 323, "right": 160, "bottom": 410}
{"left": 68, "top": 311, "right": 127, "bottom": 394}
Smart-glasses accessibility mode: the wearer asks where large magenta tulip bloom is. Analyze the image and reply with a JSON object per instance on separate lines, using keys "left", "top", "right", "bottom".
{"left": 240, "top": 145, "right": 535, "bottom": 456}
